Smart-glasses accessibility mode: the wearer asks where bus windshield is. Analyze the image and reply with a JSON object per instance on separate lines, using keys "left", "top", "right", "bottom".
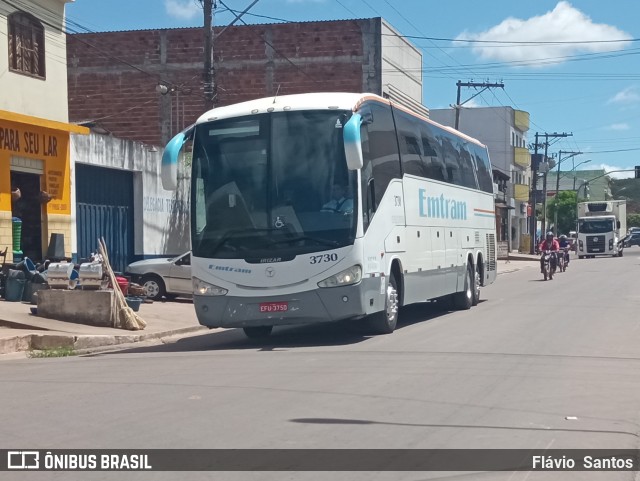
{"left": 578, "top": 219, "right": 615, "bottom": 234}
{"left": 191, "top": 110, "right": 357, "bottom": 259}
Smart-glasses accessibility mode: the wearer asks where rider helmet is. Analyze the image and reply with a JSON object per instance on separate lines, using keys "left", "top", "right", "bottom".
{"left": 560, "top": 234, "right": 567, "bottom": 240}
{"left": 546, "top": 231, "right": 554, "bottom": 240}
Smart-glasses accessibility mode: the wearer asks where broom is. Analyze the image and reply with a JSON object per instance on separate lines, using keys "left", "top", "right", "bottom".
{"left": 98, "top": 237, "right": 146, "bottom": 330}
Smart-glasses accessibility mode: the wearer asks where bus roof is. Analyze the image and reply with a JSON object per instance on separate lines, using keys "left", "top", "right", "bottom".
{"left": 196, "top": 92, "right": 486, "bottom": 149}
{"left": 196, "top": 92, "right": 376, "bottom": 124}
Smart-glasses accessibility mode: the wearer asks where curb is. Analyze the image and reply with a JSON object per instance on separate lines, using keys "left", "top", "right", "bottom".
{"left": 0, "top": 325, "right": 208, "bottom": 356}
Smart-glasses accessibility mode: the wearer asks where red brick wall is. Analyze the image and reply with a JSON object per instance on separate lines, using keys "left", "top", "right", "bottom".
{"left": 67, "top": 19, "right": 380, "bottom": 146}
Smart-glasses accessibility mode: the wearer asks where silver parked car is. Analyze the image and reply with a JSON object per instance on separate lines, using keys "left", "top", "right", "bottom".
{"left": 125, "top": 252, "right": 191, "bottom": 300}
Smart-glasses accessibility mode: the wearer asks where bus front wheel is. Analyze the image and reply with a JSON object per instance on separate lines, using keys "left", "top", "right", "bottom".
{"left": 368, "top": 273, "right": 399, "bottom": 334}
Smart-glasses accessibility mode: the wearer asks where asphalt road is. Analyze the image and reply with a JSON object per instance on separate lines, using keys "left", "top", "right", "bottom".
{"left": 1, "top": 252, "right": 640, "bottom": 481}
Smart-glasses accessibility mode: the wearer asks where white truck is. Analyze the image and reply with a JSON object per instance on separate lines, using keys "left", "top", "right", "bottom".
{"left": 576, "top": 200, "right": 626, "bottom": 258}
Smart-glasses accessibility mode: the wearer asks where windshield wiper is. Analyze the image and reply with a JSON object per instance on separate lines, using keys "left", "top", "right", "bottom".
{"left": 207, "top": 228, "right": 276, "bottom": 257}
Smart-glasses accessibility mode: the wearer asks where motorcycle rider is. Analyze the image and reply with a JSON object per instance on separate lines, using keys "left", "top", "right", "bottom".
{"left": 539, "top": 231, "right": 560, "bottom": 273}
{"left": 558, "top": 234, "right": 571, "bottom": 267}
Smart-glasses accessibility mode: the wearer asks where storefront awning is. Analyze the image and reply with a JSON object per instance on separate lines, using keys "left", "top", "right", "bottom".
{"left": 492, "top": 169, "right": 510, "bottom": 181}
{"left": 494, "top": 201, "right": 515, "bottom": 210}
{"left": 0, "top": 110, "right": 89, "bottom": 135}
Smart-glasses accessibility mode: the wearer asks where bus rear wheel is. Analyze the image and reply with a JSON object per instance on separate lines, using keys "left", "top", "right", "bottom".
{"left": 453, "top": 263, "right": 473, "bottom": 310}
{"left": 472, "top": 264, "right": 481, "bottom": 306}
{"left": 243, "top": 326, "right": 273, "bottom": 339}
{"left": 368, "top": 273, "right": 399, "bottom": 334}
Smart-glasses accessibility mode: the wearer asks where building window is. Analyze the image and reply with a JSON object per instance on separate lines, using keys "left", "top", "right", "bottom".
{"left": 8, "top": 12, "right": 46, "bottom": 79}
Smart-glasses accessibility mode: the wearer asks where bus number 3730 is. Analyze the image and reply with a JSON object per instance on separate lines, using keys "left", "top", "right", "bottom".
{"left": 310, "top": 253, "right": 339, "bottom": 264}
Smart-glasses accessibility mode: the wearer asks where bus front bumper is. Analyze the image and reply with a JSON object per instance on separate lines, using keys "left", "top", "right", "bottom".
{"left": 193, "top": 278, "right": 384, "bottom": 328}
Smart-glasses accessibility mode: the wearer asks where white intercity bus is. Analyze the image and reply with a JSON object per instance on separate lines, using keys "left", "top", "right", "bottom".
{"left": 162, "top": 92, "right": 497, "bottom": 338}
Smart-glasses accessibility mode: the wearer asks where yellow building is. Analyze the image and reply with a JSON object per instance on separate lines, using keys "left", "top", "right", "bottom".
{"left": 0, "top": 111, "right": 87, "bottom": 261}
{"left": 0, "top": 0, "right": 88, "bottom": 262}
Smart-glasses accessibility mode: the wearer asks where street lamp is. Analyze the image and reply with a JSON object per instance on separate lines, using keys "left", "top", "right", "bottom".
{"left": 568, "top": 160, "right": 592, "bottom": 189}
{"left": 551, "top": 151, "right": 581, "bottom": 234}
{"left": 554, "top": 151, "right": 582, "bottom": 194}
{"left": 550, "top": 155, "right": 592, "bottom": 235}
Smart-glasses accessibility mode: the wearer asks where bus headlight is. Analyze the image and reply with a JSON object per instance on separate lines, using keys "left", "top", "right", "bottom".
{"left": 317, "top": 265, "right": 362, "bottom": 288}
{"left": 192, "top": 277, "right": 228, "bottom": 296}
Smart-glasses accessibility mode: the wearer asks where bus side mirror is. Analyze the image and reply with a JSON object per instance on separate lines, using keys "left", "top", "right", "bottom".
{"left": 343, "top": 113, "right": 364, "bottom": 170}
{"left": 161, "top": 127, "right": 193, "bottom": 190}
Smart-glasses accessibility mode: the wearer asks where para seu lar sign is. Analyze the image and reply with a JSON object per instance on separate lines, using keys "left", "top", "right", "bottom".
{"left": 0, "top": 127, "right": 59, "bottom": 157}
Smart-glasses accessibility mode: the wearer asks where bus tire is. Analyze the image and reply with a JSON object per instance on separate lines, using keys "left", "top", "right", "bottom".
{"left": 453, "top": 263, "right": 473, "bottom": 310}
{"left": 472, "top": 264, "right": 481, "bottom": 306}
{"left": 243, "top": 326, "right": 273, "bottom": 339}
{"left": 368, "top": 273, "right": 399, "bottom": 334}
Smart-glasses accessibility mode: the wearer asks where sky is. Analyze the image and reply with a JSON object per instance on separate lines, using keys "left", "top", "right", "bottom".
{"left": 65, "top": 0, "right": 640, "bottom": 179}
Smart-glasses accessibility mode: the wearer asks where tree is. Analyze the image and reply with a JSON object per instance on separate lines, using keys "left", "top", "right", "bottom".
{"left": 546, "top": 191, "right": 578, "bottom": 235}
{"left": 628, "top": 213, "right": 640, "bottom": 228}
{"left": 610, "top": 178, "right": 640, "bottom": 213}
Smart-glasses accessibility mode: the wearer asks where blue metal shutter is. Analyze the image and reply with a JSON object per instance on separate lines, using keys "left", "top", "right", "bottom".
{"left": 76, "top": 164, "right": 134, "bottom": 273}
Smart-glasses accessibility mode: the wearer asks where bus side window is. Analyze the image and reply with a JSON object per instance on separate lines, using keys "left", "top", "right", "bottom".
{"left": 393, "top": 109, "right": 423, "bottom": 177}
{"left": 458, "top": 142, "right": 479, "bottom": 189}
{"left": 471, "top": 145, "right": 494, "bottom": 193}
{"left": 364, "top": 103, "right": 401, "bottom": 207}
{"left": 421, "top": 127, "right": 446, "bottom": 182}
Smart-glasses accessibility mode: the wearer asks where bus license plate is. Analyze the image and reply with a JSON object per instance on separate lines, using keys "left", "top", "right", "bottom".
{"left": 259, "top": 302, "right": 288, "bottom": 313}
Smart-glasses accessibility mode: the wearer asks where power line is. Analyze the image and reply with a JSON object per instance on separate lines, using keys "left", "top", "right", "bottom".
{"left": 218, "top": 0, "right": 324, "bottom": 88}
{"left": 580, "top": 147, "right": 640, "bottom": 154}
{"left": 380, "top": 33, "right": 640, "bottom": 45}
{"left": 334, "top": 0, "right": 358, "bottom": 17}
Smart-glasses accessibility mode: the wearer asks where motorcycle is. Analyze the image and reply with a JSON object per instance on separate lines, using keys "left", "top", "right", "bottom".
{"left": 558, "top": 246, "right": 570, "bottom": 272}
{"left": 541, "top": 250, "right": 557, "bottom": 281}
{"left": 557, "top": 250, "right": 565, "bottom": 273}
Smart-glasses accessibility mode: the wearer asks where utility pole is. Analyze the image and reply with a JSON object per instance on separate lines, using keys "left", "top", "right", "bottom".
{"left": 529, "top": 133, "right": 540, "bottom": 254}
{"left": 454, "top": 80, "right": 505, "bottom": 130}
{"left": 528, "top": 132, "right": 572, "bottom": 253}
{"left": 541, "top": 137, "right": 550, "bottom": 236}
{"left": 203, "top": 0, "right": 215, "bottom": 109}
{"left": 553, "top": 150, "right": 582, "bottom": 235}
{"left": 541, "top": 133, "right": 571, "bottom": 236}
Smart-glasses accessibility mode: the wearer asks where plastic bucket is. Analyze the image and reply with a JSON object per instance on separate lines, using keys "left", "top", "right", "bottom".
{"left": 125, "top": 296, "right": 142, "bottom": 312}
{"left": 116, "top": 276, "right": 129, "bottom": 296}
{"left": 5, "top": 277, "right": 25, "bottom": 302}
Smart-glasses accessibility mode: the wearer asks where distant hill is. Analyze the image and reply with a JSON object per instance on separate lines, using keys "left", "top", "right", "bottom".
{"left": 611, "top": 178, "right": 640, "bottom": 213}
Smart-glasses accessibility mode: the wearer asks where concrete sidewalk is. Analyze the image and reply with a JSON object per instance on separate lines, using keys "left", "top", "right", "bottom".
{"left": 0, "top": 257, "right": 537, "bottom": 356}
{"left": 497, "top": 253, "right": 539, "bottom": 275}
{"left": 0, "top": 297, "right": 207, "bottom": 355}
